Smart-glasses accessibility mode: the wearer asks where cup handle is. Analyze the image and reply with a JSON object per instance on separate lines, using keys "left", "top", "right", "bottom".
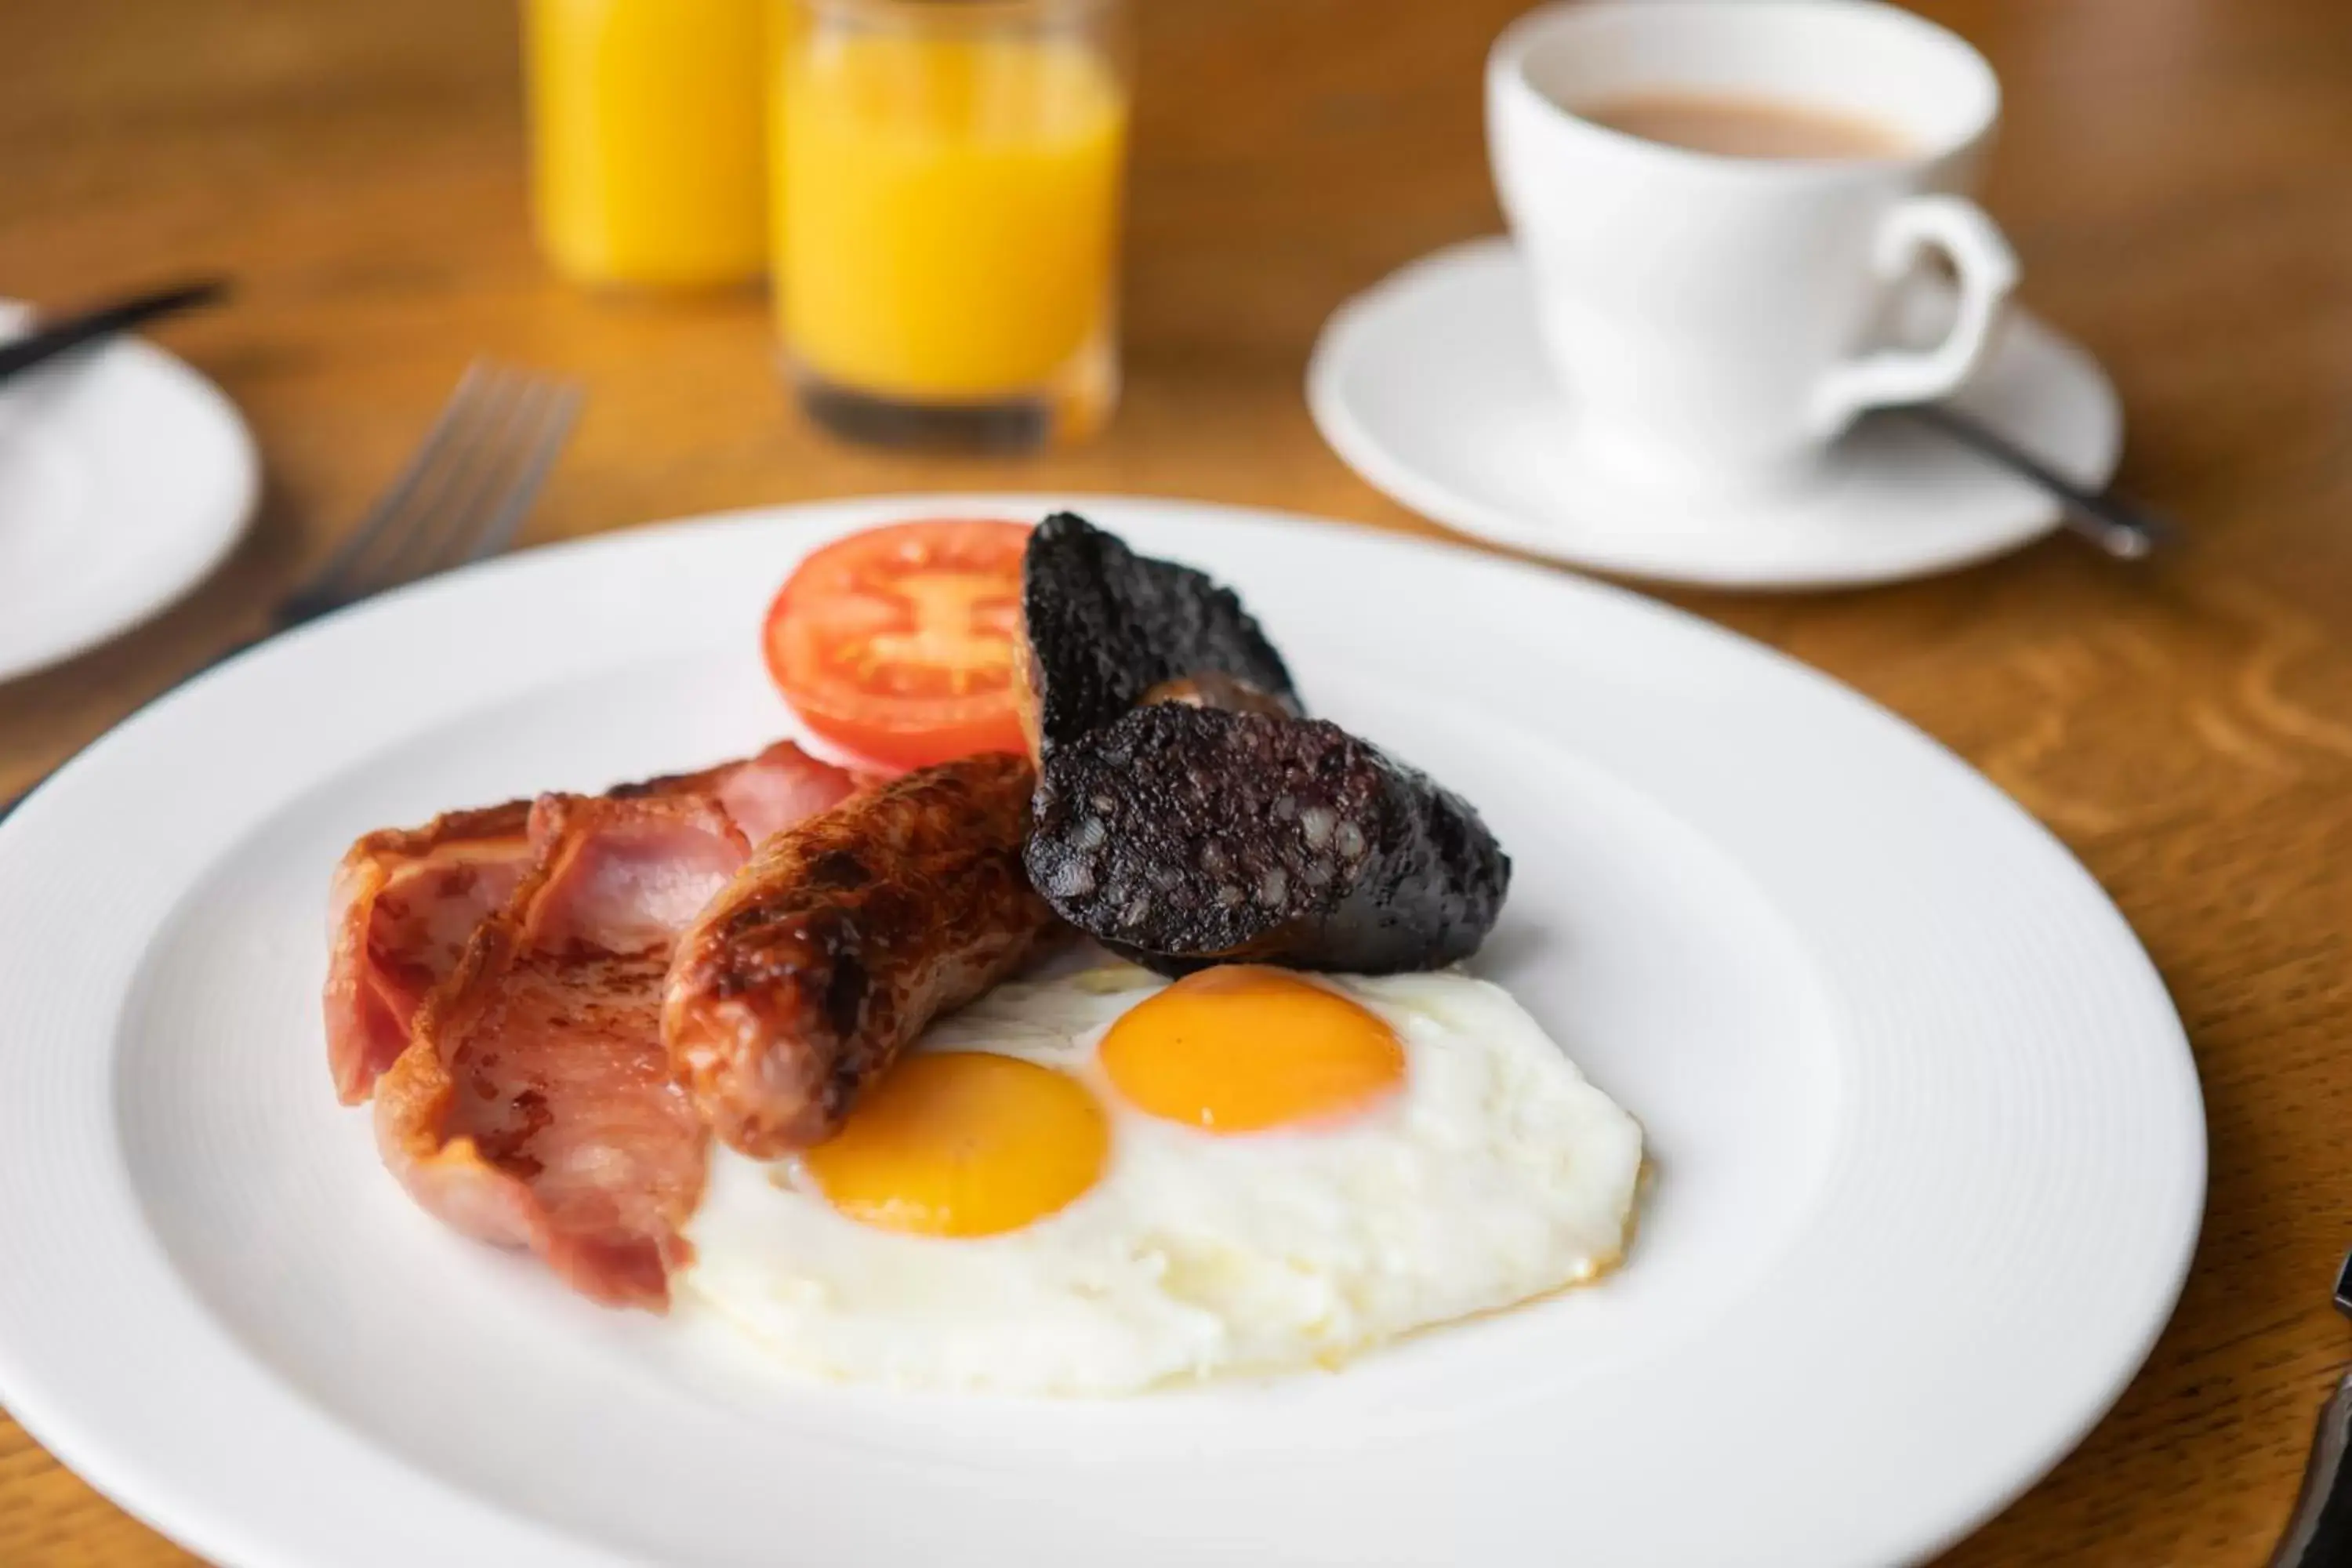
{"left": 1807, "top": 194, "right": 2020, "bottom": 437}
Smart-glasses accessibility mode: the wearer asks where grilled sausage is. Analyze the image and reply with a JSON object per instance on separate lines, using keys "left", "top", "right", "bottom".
{"left": 662, "top": 752, "right": 1062, "bottom": 1156}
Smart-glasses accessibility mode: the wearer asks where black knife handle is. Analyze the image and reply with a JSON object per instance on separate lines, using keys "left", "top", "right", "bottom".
{"left": 0, "top": 278, "right": 230, "bottom": 383}
{"left": 2269, "top": 1370, "right": 2352, "bottom": 1567}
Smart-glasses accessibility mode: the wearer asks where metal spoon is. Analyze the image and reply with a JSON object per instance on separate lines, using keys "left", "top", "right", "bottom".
{"left": 1896, "top": 401, "right": 2176, "bottom": 561}
{"left": 2267, "top": 1250, "right": 2352, "bottom": 1566}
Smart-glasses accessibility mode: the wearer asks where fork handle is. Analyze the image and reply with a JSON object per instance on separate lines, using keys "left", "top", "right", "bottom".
{"left": 2270, "top": 1369, "right": 2352, "bottom": 1567}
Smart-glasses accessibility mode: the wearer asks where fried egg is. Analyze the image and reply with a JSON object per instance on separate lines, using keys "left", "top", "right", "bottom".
{"left": 680, "top": 961, "right": 1643, "bottom": 1395}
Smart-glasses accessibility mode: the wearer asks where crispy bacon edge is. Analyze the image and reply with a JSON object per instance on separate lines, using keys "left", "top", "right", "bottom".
{"left": 325, "top": 742, "right": 874, "bottom": 1105}
{"left": 330, "top": 740, "right": 863, "bottom": 1308}
{"left": 325, "top": 801, "right": 534, "bottom": 1105}
{"left": 371, "top": 792, "right": 753, "bottom": 1308}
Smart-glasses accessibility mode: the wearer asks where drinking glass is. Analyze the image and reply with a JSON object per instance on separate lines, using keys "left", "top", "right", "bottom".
{"left": 774, "top": 0, "right": 1132, "bottom": 448}
{"left": 524, "top": 0, "right": 769, "bottom": 289}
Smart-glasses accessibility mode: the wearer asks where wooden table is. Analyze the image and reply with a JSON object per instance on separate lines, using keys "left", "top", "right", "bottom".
{"left": 3, "top": 0, "right": 2348, "bottom": 1560}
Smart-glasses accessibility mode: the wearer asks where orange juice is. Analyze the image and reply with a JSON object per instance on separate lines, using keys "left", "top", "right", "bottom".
{"left": 524, "top": 0, "right": 769, "bottom": 288}
{"left": 776, "top": 26, "right": 1128, "bottom": 413}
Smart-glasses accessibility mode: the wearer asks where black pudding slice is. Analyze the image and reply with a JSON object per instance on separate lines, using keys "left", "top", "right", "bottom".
{"left": 1018, "top": 511, "right": 1301, "bottom": 757}
{"left": 1025, "top": 703, "right": 1512, "bottom": 975}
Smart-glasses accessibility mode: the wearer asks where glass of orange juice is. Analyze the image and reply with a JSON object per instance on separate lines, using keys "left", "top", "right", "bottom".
{"left": 775, "top": 0, "right": 1132, "bottom": 448}
{"left": 523, "top": 0, "right": 770, "bottom": 289}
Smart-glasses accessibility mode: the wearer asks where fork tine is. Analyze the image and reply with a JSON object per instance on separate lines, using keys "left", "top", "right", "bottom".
{"left": 450, "top": 380, "right": 583, "bottom": 568}
{"left": 286, "top": 361, "right": 497, "bottom": 616}
{"left": 279, "top": 361, "right": 581, "bottom": 628}
{"left": 353, "top": 368, "right": 540, "bottom": 594}
{"left": 377, "top": 375, "right": 572, "bottom": 586}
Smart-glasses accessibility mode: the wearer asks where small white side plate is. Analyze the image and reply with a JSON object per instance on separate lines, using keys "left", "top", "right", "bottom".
{"left": 1309, "top": 238, "right": 2122, "bottom": 589}
{"left": 0, "top": 299, "right": 259, "bottom": 682}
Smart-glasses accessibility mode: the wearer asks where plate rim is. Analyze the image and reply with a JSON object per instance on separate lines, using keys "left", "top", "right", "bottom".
{"left": 0, "top": 494, "right": 2204, "bottom": 1568}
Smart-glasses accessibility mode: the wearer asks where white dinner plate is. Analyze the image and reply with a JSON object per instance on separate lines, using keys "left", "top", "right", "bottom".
{"left": 0, "top": 299, "right": 260, "bottom": 682}
{"left": 0, "top": 497, "right": 2201, "bottom": 1568}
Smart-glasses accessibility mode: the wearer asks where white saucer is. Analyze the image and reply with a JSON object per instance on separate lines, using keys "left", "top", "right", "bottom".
{"left": 1308, "top": 238, "right": 2122, "bottom": 590}
{"left": 0, "top": 299, "right": 260, "bottom": 682}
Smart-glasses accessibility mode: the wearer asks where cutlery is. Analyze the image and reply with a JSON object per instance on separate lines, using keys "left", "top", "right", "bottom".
{"left": 0, "top": 278, "right": 231, "bottom": 384}
{"left": 0, "top": 360, "right": 582, "bottom": 821}
{"left": 2267, "top": 1249, "right": 2352, "bottom": 1567}
{"left": 1896, "top": 401, "right": 2174, "bottom": 561}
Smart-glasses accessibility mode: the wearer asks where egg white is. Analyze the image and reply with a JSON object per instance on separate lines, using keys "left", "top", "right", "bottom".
{"left": 678, "top": 961, "right": 1645, "bottom": 1396}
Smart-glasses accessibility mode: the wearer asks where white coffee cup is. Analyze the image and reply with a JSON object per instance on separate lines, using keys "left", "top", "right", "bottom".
{"left": 1487, "top": 0, "right": 2016, "bottom": 492}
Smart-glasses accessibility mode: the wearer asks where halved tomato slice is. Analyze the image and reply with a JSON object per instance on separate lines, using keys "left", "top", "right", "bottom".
{"left": 764, "top": 518, "right": 1033, "bottom": 771}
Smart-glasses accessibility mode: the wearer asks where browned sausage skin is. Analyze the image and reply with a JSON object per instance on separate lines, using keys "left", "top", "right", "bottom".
{"left": 661, "top": 752, "right": 1062, "bottom": 1157}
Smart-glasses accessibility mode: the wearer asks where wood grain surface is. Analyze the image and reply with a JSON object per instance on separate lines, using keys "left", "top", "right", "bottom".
{"left": 3, "top": 0, "right": 2349, "bottom": 1562}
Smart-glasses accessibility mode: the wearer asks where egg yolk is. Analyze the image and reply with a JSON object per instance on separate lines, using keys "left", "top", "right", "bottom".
{"left": 1099, "top": 966, "right": 1406, "bottom": 1133}
{"left": 803, "top": 1052, "right": 1108, "bottom": 1238}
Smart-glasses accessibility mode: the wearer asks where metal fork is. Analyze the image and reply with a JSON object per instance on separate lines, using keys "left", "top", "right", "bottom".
{"left": 272, "top": 361, "right": 582, "bottom": 628}
{"left": 1, "top": 360, "right": 583, "bottom": 821}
